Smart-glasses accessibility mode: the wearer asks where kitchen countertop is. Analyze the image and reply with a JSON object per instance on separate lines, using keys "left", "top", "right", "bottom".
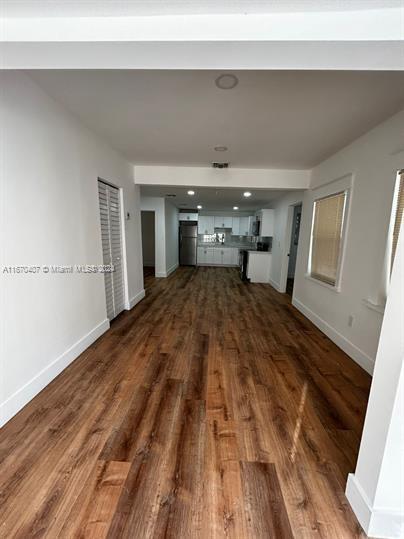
{"left": 198, "top": 243, "right": 256, "bottom": 249}
{"left": 248, "top": 250, "right": 272, "bottom": 255}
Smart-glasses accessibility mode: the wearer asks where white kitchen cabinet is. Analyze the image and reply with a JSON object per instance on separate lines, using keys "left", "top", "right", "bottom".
{"left": 256, "top": 209, "right": 274, "bottom": 236}
{"left": 198, "top": 215, "right": 215, "bottom": 234}
{"left": 232, "top": 248, "right": 240, "bottom": 265}
{"left": 247, "top": 252, "right": 272, "bottom": 283}
{"left": 222, "top": 248, "right": 233, "bottom": 265}
{"left": 239, "top": 217, "right": 251, "bottom": 236}
{"left": 231, "top": 217, "right": 240, "bottom": 235}
{"left": 213, "top": 248, "right": 223, "bottom": 265}
{"left": 198, "top": 247, "right": 215, "bottom": 264}
{"left": 214, "top": 216, "right": 233, "bottom": 229}
{"left": 198, "top": 246, "right": 239, "bottom": 266}
{"left": 206, "top": 248, "right": 215, "bottom": 264}
{"left": 197, "top": 247, "right": 206, "bottom": 264}
{"left": 179, "top": 212, "right": 199, "bottom": 222}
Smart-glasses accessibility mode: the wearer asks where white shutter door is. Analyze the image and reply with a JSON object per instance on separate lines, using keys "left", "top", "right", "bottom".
{"left": 98, "top": 181, "right": 114, "bottom": 320}
{"left": 98, "top": 180, "right": 125, "bottom": 321}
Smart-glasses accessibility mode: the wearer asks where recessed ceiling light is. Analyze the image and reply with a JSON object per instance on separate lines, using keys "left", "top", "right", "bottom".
{"left": 243, "top": 191, "right": 252, "bottom": 198}
{"left": 233, "top": 206, "right": 239, "bottom": 210}
{"left": 214, "top": 146, "right": 228, "bottom": 152}
{"left": 197, "top": 205, "right": 202, "bottom": 209}
{"left": 187, "top": 190, "right": 195, "bottom": 196}
{"left": 215, "top": 74, "right": 239, "bottom": 90}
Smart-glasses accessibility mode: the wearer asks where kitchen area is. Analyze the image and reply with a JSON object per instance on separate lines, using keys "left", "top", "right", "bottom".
{"left": 179, "top": 208, "right": 274, "bottom": 283}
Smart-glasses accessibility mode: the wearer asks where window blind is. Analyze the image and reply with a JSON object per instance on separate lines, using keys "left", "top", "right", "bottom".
{"left": 391, "top": 171, "right": 404, "bottom": 271}
{"left": 310, "top": 191, "right": 347, "bottom": 286}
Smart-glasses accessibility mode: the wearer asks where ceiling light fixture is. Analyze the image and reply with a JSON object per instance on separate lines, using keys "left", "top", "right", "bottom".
{"left": 215, "top": 74, "right": 239, "bottom": 90}
{"left": 214, "top": 146, "right": 228, "bottom": 152}
{"left": 243, "top": 191, "right": 252, "bottom": 198}
{"left": 197, "top": 205, "right": 202, "bottom": 209}
{"left": 187, "top": 190, "right": 195, "bottom": 196}
{"left": 233, "top": 206, "right": 239, "bottom": 210}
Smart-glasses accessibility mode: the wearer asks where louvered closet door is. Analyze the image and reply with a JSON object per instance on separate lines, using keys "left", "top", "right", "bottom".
{"left": 98, "top": 180, "right": 125, "bottom": 321}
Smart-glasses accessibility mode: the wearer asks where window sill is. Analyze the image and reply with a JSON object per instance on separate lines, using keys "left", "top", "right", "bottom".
{"left": 362, "top": 298, "right": 385, "bottom": 315}
{"left": 304, "top": 273, "right": 341, "bottom": 293}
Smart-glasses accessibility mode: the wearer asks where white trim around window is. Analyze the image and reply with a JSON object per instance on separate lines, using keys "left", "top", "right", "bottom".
{"left": 306, "top": 174, "right": 353, "bottom": 292}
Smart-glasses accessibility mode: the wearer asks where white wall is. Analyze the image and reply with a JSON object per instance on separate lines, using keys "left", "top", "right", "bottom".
{"left": 268, "top": 191, "right": 306, "bottom": 292}
{"left": 164, "top": 200, "right": 179, "bottom": 275}
{"left": 0, "top": 71, "right": 145, "bottom": 426}
{"left": 292, "top": 109, "right": 404, "bottom": 375}
{"left": 141, "top": 211, "right": 155, "bottom": 267}
{"left": 346, "top": 220, "right": 404, "bottom": 539}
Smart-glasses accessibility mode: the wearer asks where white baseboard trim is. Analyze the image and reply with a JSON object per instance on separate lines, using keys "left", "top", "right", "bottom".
{"left": 346, "top": 474, "right": 404, "bottom": 539}
{"left": 292, "top": 297, "right": 375, "bottom": 375}
{"left": 269, "top": 277, "right": 283, "bottom": 292}
{"left": 0, "top": 319, "right": 110, "bottom": 428}
{"left": 156, "top": 263, "right": 179, "bottom": 278}
{"left": 126, "top": 289, "right": 146, "bottom": 310}
{"left": 166, "top": 262, "right": 179, "bottom": 277}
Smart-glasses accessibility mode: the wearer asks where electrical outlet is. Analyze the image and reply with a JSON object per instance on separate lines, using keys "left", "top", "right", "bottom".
{"left": 348, "top": 315, "right": 354, "bottom": 327}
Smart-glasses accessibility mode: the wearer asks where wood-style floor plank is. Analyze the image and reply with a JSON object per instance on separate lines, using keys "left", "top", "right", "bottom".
{"left": 0, "top": 267, "right": 371, "bottom": 538}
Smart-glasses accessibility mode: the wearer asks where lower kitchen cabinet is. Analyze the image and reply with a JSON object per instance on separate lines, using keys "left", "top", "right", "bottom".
{"left": 222, "top": 249, "right": 233, "bottom": 265}
{"left": 197, "top": 247, "right": 239, "bottom": 267}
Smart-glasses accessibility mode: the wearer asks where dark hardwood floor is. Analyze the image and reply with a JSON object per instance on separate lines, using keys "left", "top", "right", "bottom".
{"left": 143, "top": 265, "right": 155, "bottom": 287}
{"left": 0, "top": 267, "right": 371, "bottom": 538}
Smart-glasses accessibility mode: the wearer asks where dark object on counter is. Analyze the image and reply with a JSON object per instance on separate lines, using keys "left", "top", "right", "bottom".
{"left": 257, "top": 242, "right": 269, "bottom": 251}
{"left": 239, "top": 250, "right": 249, "bottom": 281}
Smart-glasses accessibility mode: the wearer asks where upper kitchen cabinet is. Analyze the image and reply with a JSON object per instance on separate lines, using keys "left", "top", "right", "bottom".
{"left": 214, "top": 216, "right": 233, "bottom": 229}
{"left": 179, "top": 212, "right": 199, "bottom": 222}
{"left": 239, "top": 216, "right": 252, "bottom": 236}
{"left": 198, "top": 215, "right": 215, "bottom": 234}
{"left": 256, "top": 209, "right": 274, "bottom": 236}
{"left": 232, "top": 217, "right": 240, "bottom": 235}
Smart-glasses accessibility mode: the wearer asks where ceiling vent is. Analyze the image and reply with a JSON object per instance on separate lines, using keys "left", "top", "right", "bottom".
{"left": 212, "top": 162, "right": 229, "bottom": 169}
{"left": 165, "top": 194, "right": 176, "bottom": 197}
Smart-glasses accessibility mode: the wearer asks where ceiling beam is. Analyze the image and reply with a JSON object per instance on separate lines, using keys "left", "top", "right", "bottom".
{"left": 134, "top": 165, "right": 310, "bottom": 190}
{"left": 1, "top": 9, "right": 403, "bottom": 70}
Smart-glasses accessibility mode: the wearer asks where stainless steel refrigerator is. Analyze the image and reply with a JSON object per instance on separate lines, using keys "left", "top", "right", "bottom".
{"left": 179, "top": 221, "right": 197, "bottom": 266}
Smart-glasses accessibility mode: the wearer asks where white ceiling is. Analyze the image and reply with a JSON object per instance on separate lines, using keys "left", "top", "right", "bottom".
{"left": 3, "top": 1, "right": 401, "bottom": 17}
{"left": 28, "top": 70, "right": 404, "bottom": 169}
{"left": 140, "top": 185, "right": 292, "bottom": 211}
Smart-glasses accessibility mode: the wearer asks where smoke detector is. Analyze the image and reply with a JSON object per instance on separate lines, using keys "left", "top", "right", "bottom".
{"left": 215, "top": 74, "right": 239, "bottom": 90}
{"left": 212, "top": 162, "right": 229, "bottom": 169}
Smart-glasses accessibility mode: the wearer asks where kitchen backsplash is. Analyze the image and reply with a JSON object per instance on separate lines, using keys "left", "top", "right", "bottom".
{"left": 198, "top": 229, "right": 272, "bottom": 248}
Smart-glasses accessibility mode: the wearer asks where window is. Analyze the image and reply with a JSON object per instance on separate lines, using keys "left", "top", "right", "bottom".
{"left": 309, "top": 191, "right": 348, "bottom": 287}
{"left": 390, "top": 170, "right": 404, "bottom": 272}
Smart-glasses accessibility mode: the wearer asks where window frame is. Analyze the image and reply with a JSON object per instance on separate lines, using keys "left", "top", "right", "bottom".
{"left": 389, "top": 170, "right": 404, "bottom": 275}
{"left": 306, "top": 179, "right": 351, "bottom": 292}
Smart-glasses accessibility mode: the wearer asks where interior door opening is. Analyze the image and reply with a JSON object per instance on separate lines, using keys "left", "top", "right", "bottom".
{"left": 286, "top": 203, "right": 302, "bottom": 296}
{"left": 141, "top": 210, "right": 156, "bottom": 281}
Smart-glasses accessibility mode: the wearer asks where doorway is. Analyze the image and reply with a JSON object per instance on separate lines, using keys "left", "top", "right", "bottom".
{"left": 286, "top": 203, "right": 302, "bottom": 296}
{"left": 141, "top": 210, "right": 156, "bottom": 282}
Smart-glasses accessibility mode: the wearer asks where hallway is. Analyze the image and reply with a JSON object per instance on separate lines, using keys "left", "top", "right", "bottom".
{"left": 0, "top": 268, "right": 371, "bottom": 538}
